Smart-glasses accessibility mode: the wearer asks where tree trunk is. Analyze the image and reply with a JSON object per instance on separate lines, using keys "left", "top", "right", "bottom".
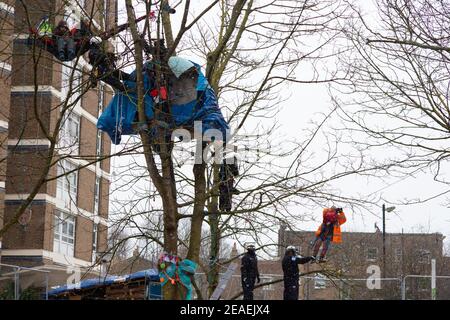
{"left": 207, "top": 164, "right": 221, "bottom": 296}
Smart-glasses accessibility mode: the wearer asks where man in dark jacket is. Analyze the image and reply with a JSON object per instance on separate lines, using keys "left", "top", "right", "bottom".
{"left": 219, "top": 156, "right": 240, "bottom": 212}
{"left": 282, "top": 245, "right": 315, "bottom": 300}
{"left": 53, "top": 20, "right": 75, "bottom": 61}
{"left": 241, "top": 244, "right": 260, "bottom": 300}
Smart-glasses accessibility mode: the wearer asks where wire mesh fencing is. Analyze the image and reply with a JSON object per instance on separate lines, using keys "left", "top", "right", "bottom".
{"left": 193, "top": 271, "right": 450, "bottom": 300}
{"left": 0, "top": 263, "right": 49, "bottom": 300}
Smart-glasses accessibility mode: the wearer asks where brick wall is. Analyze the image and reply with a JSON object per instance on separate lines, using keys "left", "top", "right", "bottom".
{"left": 2, "top": 202, "right": 46, "bottom": 249}
{"left": 74, "top": 214, "right": 93, "bottom": 261}
{"left": 77, "top": 167, "right": 95, "bottom": 213}
{"left": 99, "top": 176, "right": 109, "bottom": 219}
{"left": 6, "top": 147, "right": 50, "bottom": 194}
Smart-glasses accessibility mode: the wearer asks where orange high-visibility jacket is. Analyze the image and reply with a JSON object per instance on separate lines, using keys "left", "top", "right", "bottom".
{"left": 315, "top": 209, "right": 347, "bottom": 243}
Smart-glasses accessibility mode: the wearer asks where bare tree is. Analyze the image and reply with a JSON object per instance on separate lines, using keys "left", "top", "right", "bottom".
{"left": 333, "top": 0, "right": 450, "bottom": 204}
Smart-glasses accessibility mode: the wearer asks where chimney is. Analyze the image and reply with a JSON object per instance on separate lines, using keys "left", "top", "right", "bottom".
{"left": 133, "top": 246, "right": 140, "bottom": 258}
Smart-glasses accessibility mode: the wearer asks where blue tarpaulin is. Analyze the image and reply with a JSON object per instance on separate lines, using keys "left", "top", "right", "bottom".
{"left": 47, "top": 268, "right": 160, "bottom": 296}
{"left": 97, "top": 61, "right": 229, "bottom": 144}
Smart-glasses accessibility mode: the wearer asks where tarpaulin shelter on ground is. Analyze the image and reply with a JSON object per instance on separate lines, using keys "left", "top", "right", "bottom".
{"left": 47, "top": 268, "right": 161, "bottom": 300}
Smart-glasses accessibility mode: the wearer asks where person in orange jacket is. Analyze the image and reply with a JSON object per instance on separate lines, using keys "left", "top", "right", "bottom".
{"left": 311, "top": 206, "right": 346, "bottom": 263}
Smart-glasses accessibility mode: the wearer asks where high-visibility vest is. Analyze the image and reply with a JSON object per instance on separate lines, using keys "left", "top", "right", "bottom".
{"left": 315, "top": 211, "right": 347, "bottom": 243}
{"left": 38, "top": 21, "right": 53, "bottom": 37}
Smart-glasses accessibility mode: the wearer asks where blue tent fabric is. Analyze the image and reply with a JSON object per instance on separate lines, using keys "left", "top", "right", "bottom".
{"left": 97, "top": 71, "right": 155, "bottom": 144}
{"left": 48, "top": 268, "right": 160, "bottom": 296}
{"left": 97, "top": 61, "right": 229, "bottom": 145}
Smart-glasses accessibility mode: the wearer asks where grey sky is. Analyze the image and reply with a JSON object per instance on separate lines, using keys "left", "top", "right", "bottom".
{"left": 110, "top": 0, "right": 450, "bottom": 256}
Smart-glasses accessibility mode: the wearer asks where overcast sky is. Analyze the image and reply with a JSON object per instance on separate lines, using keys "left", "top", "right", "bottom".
{"left": 110, "top": 0, "right": 450, "bottom": 257}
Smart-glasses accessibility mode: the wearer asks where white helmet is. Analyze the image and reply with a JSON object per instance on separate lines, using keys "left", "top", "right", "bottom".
{"left": 168, "top": 56, "right": 195, "bottom": 78}
{"left": 286, "top": 245, "right": 297, "bottom": 252}
{"left": 245, "top": 243, "right": 255, "bottom": 250}
{"left": 90, "top": 36, "right": 102, "bottom": 45}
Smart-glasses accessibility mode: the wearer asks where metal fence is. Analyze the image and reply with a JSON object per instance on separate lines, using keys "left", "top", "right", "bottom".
{"left": 194, "top": 272, "right": 450, "bottom": 300}
{"left": 0, "top": 263, "right": 50, "bottom": 300}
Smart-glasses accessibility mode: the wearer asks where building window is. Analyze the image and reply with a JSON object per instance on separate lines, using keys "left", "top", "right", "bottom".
{"left": 314, "top": 274, "right": 327, "bottom": 289}
{"left": 92, "top": 223, "right": 98, "bottom": 253}
{"left": 60, "top": 112, "right": 80, "bottom": 154}
{"left": 366, "top": 248, "right": 378, "bottom": 261}
{"left": 394, "top": 248, "right": 402, "bottom": 263}
{"left": 56, "top": 160, "right": 78, "bottom": 208}
{"left": 418, "top": 249, "right": 431, "bottom": 264}
{"left": 96, "top": 130, "right": 102, "bottom": 157}
{"left": 94, "top": 176, "right": 101, "bottom": 215}
{"left": 54, "top": 211, "right": 75, "bottom": 257}
{"left": 61, "top": 62, "right": 82, "bottom": 104}
{"left": 98, "top": 82, "right": 105, "bottom": 115}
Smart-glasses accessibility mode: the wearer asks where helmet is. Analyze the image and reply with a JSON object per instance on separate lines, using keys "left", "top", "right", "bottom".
{"left": 90, "top": 36, "right": 102, "bottom": 45}
{"left": 286, "top": 245, "right": 297, "bottom": 253}
{"left": 168, "top": 56, "right": 195, "bottom": 78}
{"left": 246, "top": 243, "right": 255, "bottom": 250}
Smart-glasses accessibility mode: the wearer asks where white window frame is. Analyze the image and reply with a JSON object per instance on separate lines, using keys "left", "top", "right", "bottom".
{"left": 54, "top": 211, "right": 76, "bottom": 257}
{"left": 61, "top": 62, "right": 82, "bottom": 109}
{"left": 314, "top": 274, "right": 327, "bottom": 290}
{"left": 366, "top": 248, "right": 378, "bottom": 262}
{"left": 96, "top": 130, "right": 102, "bottom": 157}
{"left": 56, "top": 159, "right": 78, "bottom": 208}
{"left": 98, "top": 82, "right": 105, "bottom": 115}
{"left": 59, "top": 112, "right": 81, "bottom": 155}
{"left": 94, "top": 176, "right": 101, "bottom": 215}
{"left": 92, "top": 223, "right": 98, "bottom": 255}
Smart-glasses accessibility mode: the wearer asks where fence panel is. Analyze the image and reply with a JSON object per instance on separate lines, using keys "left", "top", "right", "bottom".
{"left": 0, "top": 263, "right": 49, "bottom": 300}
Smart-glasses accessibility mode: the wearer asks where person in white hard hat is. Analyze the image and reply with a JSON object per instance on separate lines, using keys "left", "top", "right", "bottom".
{"left": 282, "top": 245, "right": 315, "bottom": 300}
{"left": 241, "top": 243, "right": 260, "bottom": 300}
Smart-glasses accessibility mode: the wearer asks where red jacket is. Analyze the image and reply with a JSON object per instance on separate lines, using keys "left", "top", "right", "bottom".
{"left": 315, "top": 208, "right": 346, "bottom": 243}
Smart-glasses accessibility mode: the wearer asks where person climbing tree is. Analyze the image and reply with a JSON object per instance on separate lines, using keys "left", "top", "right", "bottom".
{"left": 311, "top": 206, "right": 347, "bottom": 263}
{"left": 219, "top": 156, "right": 240, "bottom": 212}
{"left": 87, "top": 37, "right": 131, "bottom": 91}
{"left": 241, "top": 244, "right": 260, "bottom": 300}
{"left": 53, "top": 20, "right": 76, "bottom": 61}
{"left": 282, "top": 246, "right": 315, "bottom": 300}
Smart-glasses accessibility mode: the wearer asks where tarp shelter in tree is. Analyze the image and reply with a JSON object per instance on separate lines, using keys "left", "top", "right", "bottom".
{"left": 97, "top": 58, "right": 229, "bottom": 144}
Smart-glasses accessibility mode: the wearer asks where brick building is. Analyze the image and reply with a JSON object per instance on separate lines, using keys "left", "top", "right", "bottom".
{"left": 215, "top": 226, "right": 449, "bottom": 300}
{"left": 282, "top": 226, "right": 448, "bottom": 300}
{"left": 0, "top": 0, "right": 117, "bottom": 288}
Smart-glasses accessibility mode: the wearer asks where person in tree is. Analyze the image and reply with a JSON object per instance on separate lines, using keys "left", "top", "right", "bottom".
{"left": 53, "top": 20, "right": 76, "bottom": 61}
{"left": 311, "top": 206, "right": 347, "bottom": 263}
{"left": 36, "top": 17, "right": 53, "bottom": 40}
{"left": 241, "top": 244, "right": 260, "bottom": 300}
{"left": 282, "top": 246, "right": 315, "bottom": 300}
{"left": 219, "top": 156, "right": 240, "bottom": 212}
